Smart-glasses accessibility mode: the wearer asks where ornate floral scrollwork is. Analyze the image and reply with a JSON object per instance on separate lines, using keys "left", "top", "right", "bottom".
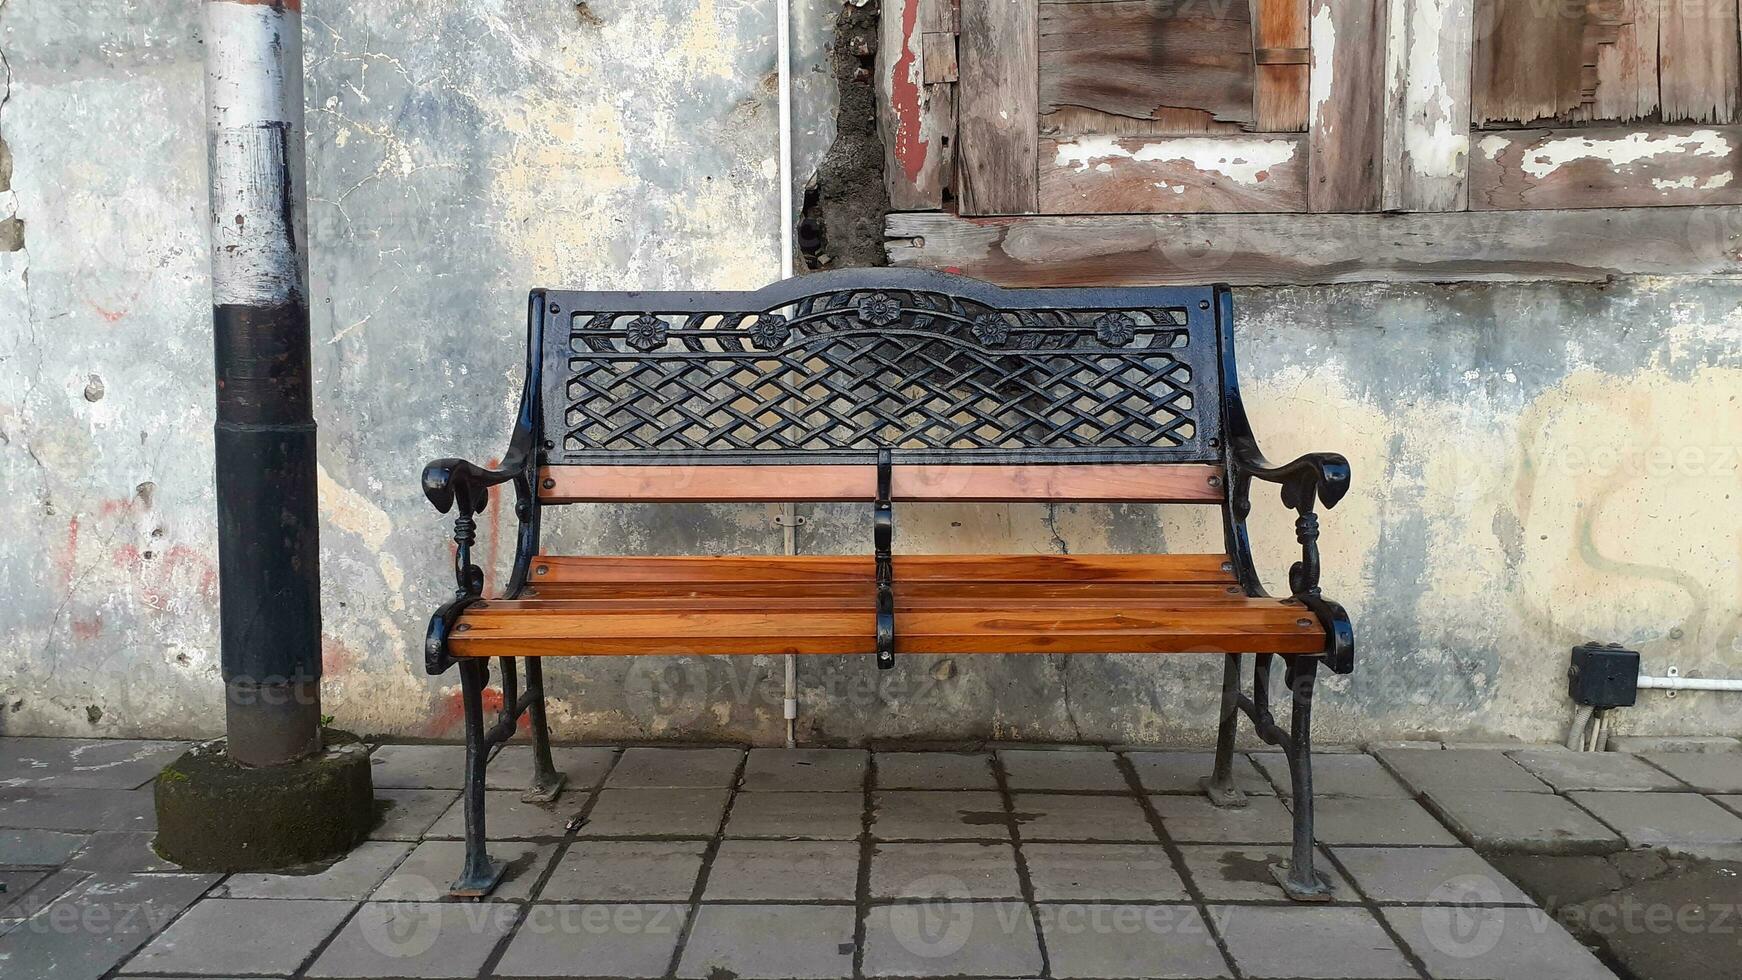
{"left": 748, "top": 313, "right": 791, "bottom": 350}
{"left": 856, "top": 292, "right": 902, "bottom": 326}
{"left": 1094, "top": 312, "right": 1138, "bottom": 346}
{"left": 624, "top": 314, "right": 667, "bottom": 352}
{"left": 970, "top": 313, "right": 1011, "bottom": 346}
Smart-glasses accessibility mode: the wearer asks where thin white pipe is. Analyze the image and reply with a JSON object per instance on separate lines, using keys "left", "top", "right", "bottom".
{"left": 1564, "top": 705, "right": 1594, "bottom": 750}
{"left": 1637, "top": 675, "right": 1742, "bottom": 691}
{"left": 776, "top": 0, "right": 798, "bottom": 746}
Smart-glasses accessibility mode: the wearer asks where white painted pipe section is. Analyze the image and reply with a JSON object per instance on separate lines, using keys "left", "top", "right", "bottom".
{"left": 205, "top": 0, "right": 308, "bottom": 307}
{"left": 776, "top": 0, "right": 799, "bottom": 746}
{"left": 1637, "top": 674, "right": 1742, "bottom": 691}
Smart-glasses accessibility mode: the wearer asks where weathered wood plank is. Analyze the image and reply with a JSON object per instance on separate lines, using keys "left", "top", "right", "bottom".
{"left": 1659, "top": 0, "right": 1739, "bottom": 123}
{"left": 879, "top": 0, "right": 954, "bottom": 210}
{"left": 885, "top": 207, "right": 1742, "bottom": 284}
{"left": 1471, "top": 0, "right": 1588, "bottom": 125}
{"left": 1308, "top": 0, "right": 1386, "bottom": 210}
{"left": 1038, "top": 135, "right": 1307, "bottom": 212}
{"left": 1470, "top": 125, "right": 1742, "bottom": 209}
{"left": 958, "top": 0, "right": 1039, "bottom": 214}
{"left": 1387, "top": 0, "right": 1473, "bottom": 211}
{"left": 1039, "top": 0, "right": 1255, "bottom": 133}
{"left": 1253, "top": 0, "right": 1310, "bottom": 131}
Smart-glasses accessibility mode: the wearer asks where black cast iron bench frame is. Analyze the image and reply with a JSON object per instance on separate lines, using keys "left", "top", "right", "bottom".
{"left": 420, "top": 268, "right": 1353, "bottom": 901}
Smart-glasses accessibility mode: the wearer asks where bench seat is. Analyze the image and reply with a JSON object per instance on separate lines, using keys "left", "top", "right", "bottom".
{"left": 448, "top": 554, "right": 1326, "bottom": 657}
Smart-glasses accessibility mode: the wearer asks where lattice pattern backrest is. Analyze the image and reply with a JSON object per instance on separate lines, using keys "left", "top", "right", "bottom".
{"left": 537, "top": 273, "right": 1224, "bottom": 465}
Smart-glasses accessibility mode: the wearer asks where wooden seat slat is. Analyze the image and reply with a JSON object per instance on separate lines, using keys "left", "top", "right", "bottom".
{"left": 523, "top": 582, "right": 1245, "bottom": 601}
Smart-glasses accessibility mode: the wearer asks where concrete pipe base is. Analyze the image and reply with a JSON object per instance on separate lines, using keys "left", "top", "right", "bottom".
{"left": 153, "top": 732, "right": 374, "bottom": 871}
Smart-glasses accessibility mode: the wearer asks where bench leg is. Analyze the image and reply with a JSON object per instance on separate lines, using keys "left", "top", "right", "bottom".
{"left": 1270, "top": 655, "right": 1333, "bottom": 902}
{"left": 1201, "top": 653, "right": 1249, "bottom": 808}
{"left": 449, "top": 658, "right": 505, "bottom": 898}
{"left": 521, "top": 658, "right": 566, "bottom": 803}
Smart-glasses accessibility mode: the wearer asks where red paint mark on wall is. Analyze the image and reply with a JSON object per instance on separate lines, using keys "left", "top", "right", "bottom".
{"left": 72, "top": 616, "right": 103, "bottom": 641}
{"left": 322, "top": 635, "right": 361, "bottom": 675}
{"left": 60, "top": 517, "right": 81, "bottom": 589}
{"left": 890, "top": 0, "right": 928, "bottom": 184}
{"left": 485, "top": 457, "right": 502, "bottom": 594}
{"left": 88, "top": 302, "right": 128, "bottom": 323}
{"left": 425, "top": 684, "right": 514, "bottom": 738}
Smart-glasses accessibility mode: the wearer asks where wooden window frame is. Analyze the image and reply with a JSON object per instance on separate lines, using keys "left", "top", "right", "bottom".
{"left": 881, "top": 0, "right": 1742, "bottom": 285}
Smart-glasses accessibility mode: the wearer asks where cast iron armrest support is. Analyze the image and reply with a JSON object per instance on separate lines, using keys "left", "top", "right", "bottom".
{"left": 1229, "top": 434, "right": 1355, "bottom": 674}
{"left": 421, "top": 440, "right": 537, "bottom": 675}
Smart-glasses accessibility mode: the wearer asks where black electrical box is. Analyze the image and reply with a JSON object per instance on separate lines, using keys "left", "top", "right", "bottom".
{"left": 1568, "top": 643, "right": 1640, "bottom": 708}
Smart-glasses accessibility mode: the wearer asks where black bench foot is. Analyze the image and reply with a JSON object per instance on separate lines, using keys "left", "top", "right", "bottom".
{"left": 522, "top": 770, "right": 566, "bottom": 804}
{"left": 449, "top": 852, "right": 506, "bottom": 899}
{"left": 1270, "top": 861, "right": 1334, "bottom": 902}
{"left": 1203, "top": 653, "right": 1249, "bottom": 809}
{"left": 1199, "top": 774, "right": 1249, "bottom": 809}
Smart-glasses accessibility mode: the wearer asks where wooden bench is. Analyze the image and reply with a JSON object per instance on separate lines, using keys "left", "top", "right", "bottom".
{"left": 421, "top": 269, "right": 1354, "bottom": 900}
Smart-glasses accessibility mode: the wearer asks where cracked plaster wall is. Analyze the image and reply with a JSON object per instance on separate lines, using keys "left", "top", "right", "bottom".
{"left": 2, "top": 1, "right": 1740, "bottom": 746}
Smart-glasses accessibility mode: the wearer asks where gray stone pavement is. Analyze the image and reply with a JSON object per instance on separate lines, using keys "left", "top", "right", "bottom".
{"left": 4, "top": 737, "right": 1742, "bottom": 978}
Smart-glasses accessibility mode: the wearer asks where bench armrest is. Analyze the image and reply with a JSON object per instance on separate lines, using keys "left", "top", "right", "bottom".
{"left": 1225, "top": 416, "right": 1355, "bottom": 673}
{"left": 422, "top": 457, "right": 520, "bottom": 517}
{"left": 1234, "top": 448, "right": 1351, "bottom": 512}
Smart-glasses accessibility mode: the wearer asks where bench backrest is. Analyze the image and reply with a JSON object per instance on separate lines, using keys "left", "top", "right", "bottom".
{"left": 524, "top": 269, "right": 1235, "bottom": 503}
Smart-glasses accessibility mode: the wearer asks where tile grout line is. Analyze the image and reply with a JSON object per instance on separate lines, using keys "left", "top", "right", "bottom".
{"left": 1114, "top": 748, "right": 1245, "bottom": 980}
{"left": 989, "top": 750, "right": 1053, "bottom": 980}
{"left": 852, "top": 753, "right": 876, "bottom": 980}
{"left": 470, "top": 743, "right": 623, "bottom": 980}
{"left": 660, "top": 746, "right": 750, "bottom": 980}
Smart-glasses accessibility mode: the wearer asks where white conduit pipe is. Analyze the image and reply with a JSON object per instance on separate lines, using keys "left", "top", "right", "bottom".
{"left": 776, "top": 0, "right": 800, "bottom": 748}
{"left": 1637, "top": 674, "right": 1742, "bottom": 691}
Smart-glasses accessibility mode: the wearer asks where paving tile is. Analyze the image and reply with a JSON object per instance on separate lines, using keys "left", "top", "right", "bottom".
{"left": 0, "top": 787, "right": 156, "bottom": 831}
{"left": 372, "top": 840, "right": 557, "bottom": 902}
{"left": 1304, "top": 796, "right": 1461, "bottom": 846}
{"left": 370, "top": 789, "right": 460, "bottom": 840}
{"left": 1375, "top": 747, "right": 1551, "bottom": 795}
{"left": 492, "top": 745, "right": 618, "bottom": 792}
{"left": 496, "top": 902, "right": 688, "bottom": 977}
{"left": 862, "top": 901, "right": 1043, "bottom": 977}
{"left": 678, "top": 904, "right": 856, "bottom": 979}
{"left": 703, "top": 839, "right": 859, "bottom": 900}
{"left": 65, "top": 831, "right": 181, "bottom": 873}
{"left": 368, "top": 744, "right": 464, "bottom": 789}
{"left": 0, "top": 867, "right": 89, "bottom": 918}
{"left": 121, "top": 896, "right": 353, "bottom": 975}
{"left": 723, "top": 790, "right": 863, "bottom": 839}
{"left": 1641, "top": 751, "right": 1742, "bottom": 793}
{"left": 1383, "top": 905, "right": 1617, "bottom": 979}
{"left": 1424, "top": 790, "right": 1622, "bottom": 854}
{"left": 0, "top": 828, "right": 88, "bottom": 866}
{"left": 215, "top": 840, "right": 412, "bottom": 900}
{"left": 426, "top": 790, "right": 582, "bottom": 839}
{"left": 1176, "top": 844, "right": 1354, "bottom": 902}
{"left": 1022, "top": 842, "right": 1190, "bottom": 901}
{"left": 871, "top": 841, "right": 1021, "bottom": 900}
{"left": 1253, "top": 752, "right": 1411, "bottom": 798}
{"left": 370, "top": 743, "right": 616, "bottom": 792}
{"left": 604, "top": 747, "right": 742, "bottom": 789}
{"left": 1013, "top": 793, "right": 1156, "bottom": 841}
{"left": 741, "top": 748, "right": 867, "bottom": 791}
{"left": 1508, "top": 749, "right": 1689, "bottom": 792}
{"left": 1038, "top": 903, "right": 1231, "bottom": 979}
{"left": 4, "top": 873, "right": 216, "bottom": 980}
{"left": 1715, "top": 794, "right": 1742, "bottom": 818}
{"left": 873, "top": 791, "right": 1009, "bottom": 840}
{"left": 306, "top": 900, "right": 518, "bottom": 978}
{"left": 577, "top": 788, "right": 729, "bottom": 838}
{"left": 998, "top": 748, "right": 1128, "bottom": 791}
{"left": 874, "top": 751, "right": 997, "bottom": 790}
{"left": 1126, "top": 751, "right": 1274, "bottom": 796}
{"left": 1331, "top": 846, "right": 1533, "bottom": 904}
{"left": 1215, "top": 904, "right": 1414, "bottom": 978}
{"left": 1568, "top": 790, "right": 1742, "bottom": 848}
{"left": 1151, "top": 795, "right": 1292, "bottom": 844}
{"left": 0, "top": 738, "right": 187, "bottom": 790}
{"left": 539, "top": 840, "right": 707, "bottom": 901}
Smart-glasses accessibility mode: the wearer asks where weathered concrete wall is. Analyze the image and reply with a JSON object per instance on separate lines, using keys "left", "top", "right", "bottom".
{"left": 2, "top": 1, "right": 1739, "bottom": 746}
